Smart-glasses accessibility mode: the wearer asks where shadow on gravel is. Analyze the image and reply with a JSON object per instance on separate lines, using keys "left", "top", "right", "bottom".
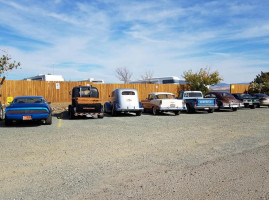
{"left": 0, "top": 120, "right": 43, "bottom": 128}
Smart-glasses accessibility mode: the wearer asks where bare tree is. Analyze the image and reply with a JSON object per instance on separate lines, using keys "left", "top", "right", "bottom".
{"left": 115, "top": 67, "right": 132, "bottom": 83}
{"left": 141, "top": 70, "right": 154, "bottom": 83}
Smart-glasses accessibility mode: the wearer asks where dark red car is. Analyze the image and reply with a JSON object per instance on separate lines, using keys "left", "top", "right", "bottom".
{"left": 205, "top": 92, "right": 241, "bottom": 111}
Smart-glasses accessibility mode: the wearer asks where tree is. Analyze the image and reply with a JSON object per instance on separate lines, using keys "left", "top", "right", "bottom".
{"left": 115, "top": 67, "right": 132, "bottom": 84}
{"left": 141, "top": 70, "right": 154, "bottom": 83}
{"left": 183, "top": 67, "right": 223, "bottom": 94}
{"left": 249, "top": 71, "right": 269, "bottom": 94}
{"left": 0, "top": 50, "right": 21, "bottom": 78}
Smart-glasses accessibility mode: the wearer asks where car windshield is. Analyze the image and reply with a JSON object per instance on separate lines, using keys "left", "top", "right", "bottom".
{"left": 156, "top": 94, "right": 175, "bottom": 99}
{"left": 242, "top": 94, "right": 253, "bottom": 98}
{"left": 13, "top": 98, "right": 44, "bottom": 104}
{"left": 184, "top": 92, "right": 202, "bottom": 98}
{"left": 256, "top": 94, "right": 268, "bottom": 97}
{"left": 220, "top": 93, "right": 233, "bottom": 97}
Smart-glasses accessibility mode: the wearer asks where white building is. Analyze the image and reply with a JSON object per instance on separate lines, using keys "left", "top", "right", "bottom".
{"left": 24, "top": 74, "right": 64, "bottom": 81}
{"left": 130, "top": 76, "right": 186, "bottom": 84}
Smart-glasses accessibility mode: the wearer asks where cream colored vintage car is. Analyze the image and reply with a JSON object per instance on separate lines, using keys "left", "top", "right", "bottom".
{"left": 141, "top": 92, "right": 185, "bottom": 115}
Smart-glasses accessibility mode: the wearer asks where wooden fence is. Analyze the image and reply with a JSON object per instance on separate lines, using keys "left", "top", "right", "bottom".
{"left": 0, "top": 80, "right": 189, "bottom": 103}
{"left": 230, "top": 84, "right": 250, "bottom": 94}
{"left": 0, "top": 80, "right": 250, "bottom": 104}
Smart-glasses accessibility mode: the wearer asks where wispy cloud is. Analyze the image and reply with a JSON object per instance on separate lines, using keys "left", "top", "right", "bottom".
{"left": 0, "top": 0, "right": 269, "bottom": 83}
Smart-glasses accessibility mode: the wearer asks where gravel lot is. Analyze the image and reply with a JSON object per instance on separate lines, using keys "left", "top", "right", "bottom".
{"left": 0, "top": 108, "right": 269, "bottom": 200}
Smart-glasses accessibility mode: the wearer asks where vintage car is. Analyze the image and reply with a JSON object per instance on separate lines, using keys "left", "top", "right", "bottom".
{"left": 68, "top": 85, "right": 104, "bottom": 119}
{"left": 178, "top": 91, "right": 218, "bottom": 113}
{"left": 232, "top": 93, "right": 259, "bottom": 109}
{"left": 141, "top": 92, "right": 184, "bottom": 115}
{"left": 4, "top": 96, "right": 52, "bottom": 126}
{"left": 205, "top": 92, "right": 240, "bottom": 111}
{"left": 251, "top": 93, "right": 269, "bottom": 107}
{"left": 104, "top": 89, "right": 144, "bottom": 116}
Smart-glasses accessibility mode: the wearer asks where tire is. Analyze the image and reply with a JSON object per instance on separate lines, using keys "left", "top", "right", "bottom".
{"left": 98, "top": 115, "right": 104, "bottom": 119}
{"left": 5, "top": 118, "right": 12, "bottom": 126}
{"left": 69, "top": 105, "right": 75, "bottom": 119}
{"left": 111, "top": 107, "right": 117, "bottom": 116}
{"left": 45, "top": 113, "right": 52, "bottom": 125}
{"left": 250, "top": 105, "right": 255, "bottom": 109}
{"left": 152, "top": 107, "right": 158, "bottom": 115}
{"left": 208, "top": 109, "right": 214, "bottom": 113}
{"left": 174, "top": 111, "right": 180, "bottom": 115}
{"left": 0, "top": 107, "right": 3, "bottom": 121}
{"left": 232, "top": 107, "right": 237, "bottom": 111}
{"left": 257, "top": 104, "right": 260, "bottom": 108}
{"left": 186, "top": 104, "right": 193, "bottom": 113}
{"left": 136, "top": 111, "right": 142, "bottom": 116}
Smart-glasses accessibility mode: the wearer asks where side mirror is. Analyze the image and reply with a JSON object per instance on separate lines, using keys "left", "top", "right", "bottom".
{"left": 69, "top": 91, "right": 71, "bottom": 95}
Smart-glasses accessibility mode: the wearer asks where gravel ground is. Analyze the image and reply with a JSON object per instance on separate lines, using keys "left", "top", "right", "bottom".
{"left": 0, "top": 108, "right": 269, "bottom": 200}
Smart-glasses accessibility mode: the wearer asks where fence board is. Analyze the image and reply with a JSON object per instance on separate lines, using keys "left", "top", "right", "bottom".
{"left": 0, "top": 80, "right": 250, "bottom": 104}
{"left": 0, "top": 80, "right": 186, "bottom": 104}
{"left": 230, "top": 84, "right": 250, "bottom": 94}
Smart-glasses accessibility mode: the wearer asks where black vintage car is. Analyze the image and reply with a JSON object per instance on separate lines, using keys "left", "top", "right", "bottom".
{"left": 68, "top": 86, "right": 104, "bottom": 119}
{"left": 232, "top": 93, "right": 260, "bottom": 109}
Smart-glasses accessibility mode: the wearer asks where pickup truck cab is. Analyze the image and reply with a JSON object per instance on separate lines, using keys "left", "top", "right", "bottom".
{"left": 178, "top": 91, "right": 218, "bottom": 113}
{"left": 104, "top": 89, "right": 144, "bottom": 116}
{"left": 141, "top": 92, "right": 184, "bottom": 115}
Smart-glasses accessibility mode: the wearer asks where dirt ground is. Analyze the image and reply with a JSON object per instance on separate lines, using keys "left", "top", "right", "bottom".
{"left": 0, "top": 107, "right": 269, "bottom": 199}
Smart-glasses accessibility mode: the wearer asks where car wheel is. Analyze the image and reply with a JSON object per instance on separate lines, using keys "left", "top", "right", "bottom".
{"left": 69, "top": 105, "right": 75, "bottom": 119}
{"left": 136, "top": 111, "right": 142, "bottom": 116}
{"left": 111, "top": 107, "right": 117, "bottom": 116}
{"left": 45, "top": 113, "right": 52, "bottom": 125}
{"left": 208, "top": 109, "right": 214, "bottom": 113}
{"left": 232, "top": 108, "right": 237, "bottom": 111}
{"left": 0, "top": 107, "right": 3, "bottom": 120}
{"left": 5, "top": 118, "right": 12, "bottom": 126}
{"left": 257, "top": 104, "right": 260, "bottom": 108}
{"left": 174, "top": 111, "right": 180, "bottom": 115}
{"left": 186, "top": 104, "right": 193, "bottom": 113}
{"left": 250, "top": 105, "right": 255, "bottom": 109}
{"left": 152, "top": 107, "right": 158, "bottom": 115}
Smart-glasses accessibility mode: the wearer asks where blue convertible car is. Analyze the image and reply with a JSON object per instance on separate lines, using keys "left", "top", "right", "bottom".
{"left": 5, "top": 96, "right": 52, "bottom": 126}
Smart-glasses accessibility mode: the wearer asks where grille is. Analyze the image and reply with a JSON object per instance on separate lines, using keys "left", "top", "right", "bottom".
{"left": 6, "top": 109, "right": 48, "bottom": 114}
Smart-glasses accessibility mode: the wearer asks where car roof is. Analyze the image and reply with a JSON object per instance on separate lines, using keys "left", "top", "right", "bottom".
{"left": 15, "top": 96, "right": 44, "bottom": 99}
{"left": 113, "top": 88, "right": 138, "bottom": 92}
{"left": 149, "top": 92, "right": 175, "bottom": 95}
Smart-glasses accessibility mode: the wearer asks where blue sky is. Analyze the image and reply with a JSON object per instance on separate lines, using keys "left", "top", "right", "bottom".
{"left": 0, "top": 0, "right": 269, "bottom": 83}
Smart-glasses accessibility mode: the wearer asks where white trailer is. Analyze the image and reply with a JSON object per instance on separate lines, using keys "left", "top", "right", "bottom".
{"left": 24, "top": 74, "right": 64, "bottom": 81}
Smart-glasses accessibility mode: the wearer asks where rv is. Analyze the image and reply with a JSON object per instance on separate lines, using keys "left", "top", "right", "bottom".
{"left": 24, "top": 74, "right": 64, "bottom": 81}
{"left": 130, "top": 76, "right": 185, "bottom": 84}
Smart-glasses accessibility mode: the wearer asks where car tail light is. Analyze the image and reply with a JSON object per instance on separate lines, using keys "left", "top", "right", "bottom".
{"left": 260, "top": 98, "right": 268, "bottom": 100}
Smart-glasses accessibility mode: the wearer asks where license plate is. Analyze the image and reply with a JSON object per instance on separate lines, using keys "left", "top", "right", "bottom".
{"left": 23, "top": 116, "right": 32, "bottom": 120}
{"left": 170, "top": 104, "right": 175, "bottom": 108}
{"left": 231, "top": 105, "right": 238, "bottom": 108}
{"left": 204, "top": 108, "right": 209, "bottom": 110}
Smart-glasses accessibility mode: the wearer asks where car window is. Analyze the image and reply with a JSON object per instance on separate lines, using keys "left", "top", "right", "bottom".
{"left": 122, "top": 91, "right": 135, "bottom": 95}
{"left": 156, "top": 94, "right": 175, "bottom": 99}
{"left": 148, "top": 94, "right": 154, "bottom": 100}
{"left": 14, "top": 98, "right": 44, "bottom": 104}
{"left": 186, "top": 92, "right": 202, "bottom": 98}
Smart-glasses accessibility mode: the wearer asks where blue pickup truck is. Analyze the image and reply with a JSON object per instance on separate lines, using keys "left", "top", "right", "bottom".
{"left": 178, "top": 91, "right": 218, "bottom": 113}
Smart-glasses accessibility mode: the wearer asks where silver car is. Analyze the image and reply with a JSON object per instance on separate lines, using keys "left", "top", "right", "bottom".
{"left": 104, "top": 89, "right": 144, "bottom": 116}
{"left": 251, "top": 93, "right": 269, "bottom": 107}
